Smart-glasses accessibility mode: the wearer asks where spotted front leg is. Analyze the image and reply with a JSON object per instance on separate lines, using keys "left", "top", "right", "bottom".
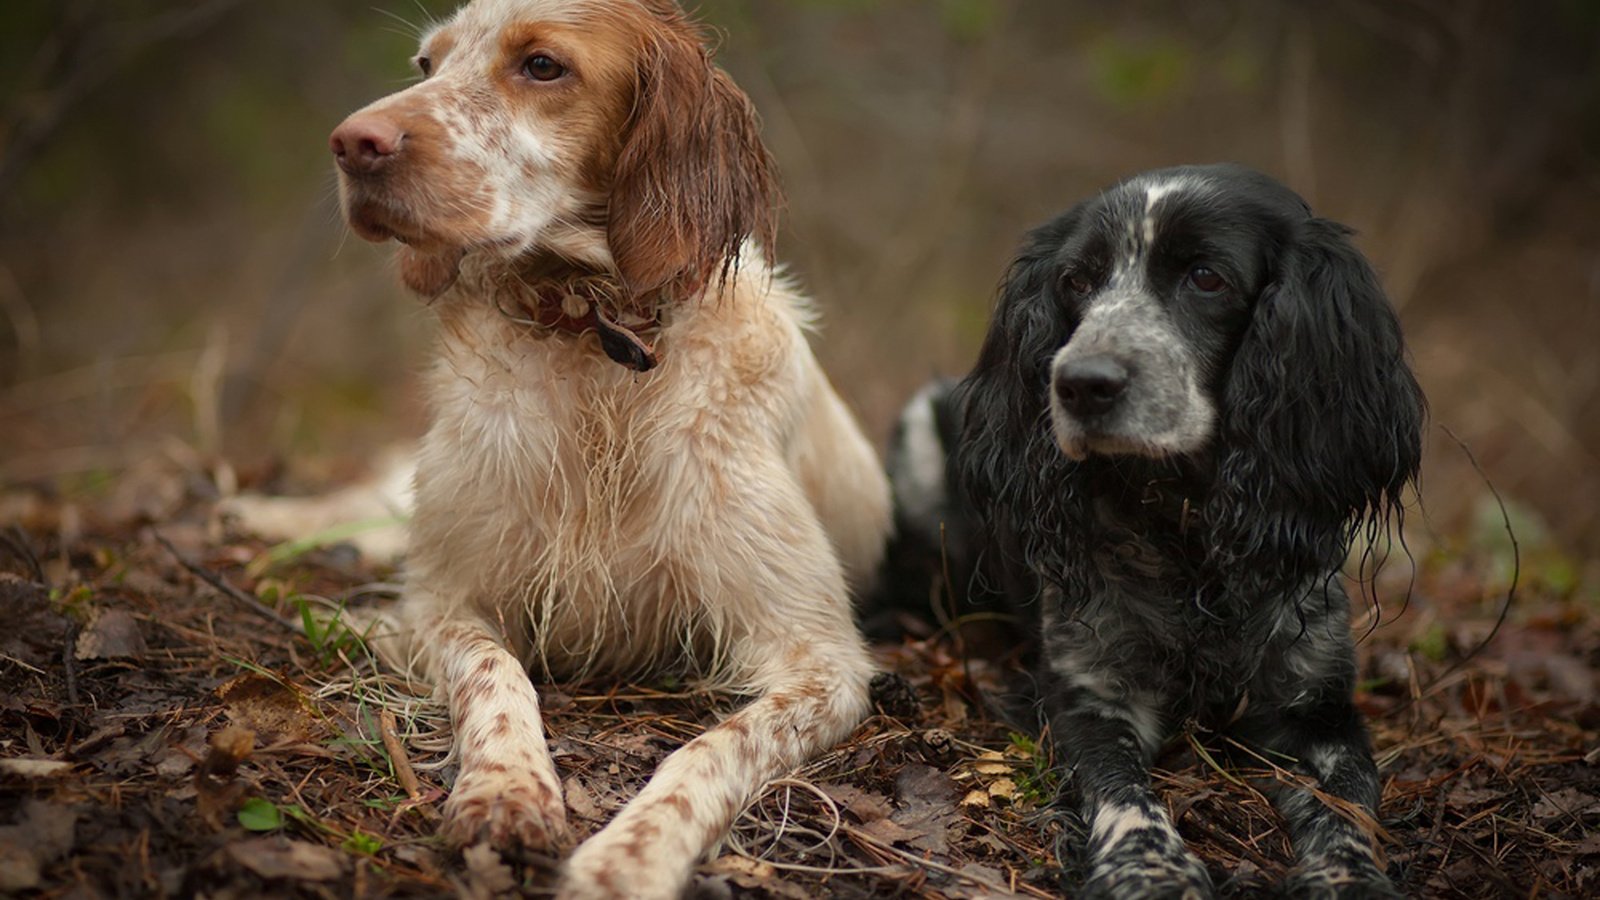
{"left": 1081, "top": 793, "right": 1213, "bottom": 900}
{"left": 427, "top": 617, "right": 570, "bottom": 852}
{"left": 558, "top": 642, "right": 872, "bottom": 900}
{"left": 1044, "top": 663, "right": 1212, "bottom": 898}
{"left": 1238, "top": 696, "right": 1399, "bottom": 899}
{"left": 1236, "top": 587, "right": 1401, "bottom": 899}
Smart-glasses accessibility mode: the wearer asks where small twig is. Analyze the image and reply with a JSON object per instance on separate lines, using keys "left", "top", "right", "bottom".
{"left": 843, "top": 822, "right": 1056, "bottom": 899}
{"left": 0, "top": 652, "right": 46, "bottom": 676}
{"left": 1222, "top": 736, "right": 1395, "bottom": 850}
{"left": 153, "top": 531, "right": 301, "bottom": 635}
{"left": 1408, "top": 425, "right": 1518, "bottom": 703}
{"left": 1185, "top": 731, "right": 1247, "bottom": 788}
{"left": 379, "top": 709, "right": 421, "bottom": 800}
{"left": 62, "top": 621, "right": 81, "bottom": 705}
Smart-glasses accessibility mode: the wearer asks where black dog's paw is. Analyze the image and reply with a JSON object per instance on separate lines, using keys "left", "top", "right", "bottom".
{"left": 1281, "top": 858, "right": 1401, "bottom": 900}
{"left": 868, "top": 671, "right": 921, "bottom": 721}
{"left": 1083, "top": 848, "right": 1214, "bottom": 900}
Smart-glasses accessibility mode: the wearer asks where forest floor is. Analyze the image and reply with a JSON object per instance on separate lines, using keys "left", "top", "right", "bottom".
{"left": 0, "top": 461, "right": 1596, "bottom": 899}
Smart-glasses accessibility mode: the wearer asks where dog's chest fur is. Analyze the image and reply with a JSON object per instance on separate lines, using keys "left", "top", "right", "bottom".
{"left": 1045, "top": 466, "right": 1316, "bottom": 723}
{"left": 402, "top": 272, "right": 809, "bottom": 681}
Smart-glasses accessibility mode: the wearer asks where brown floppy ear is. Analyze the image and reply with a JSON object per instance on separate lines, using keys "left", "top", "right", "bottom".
{"left": 607, "top": 10, "right": 782, "bottom": 307}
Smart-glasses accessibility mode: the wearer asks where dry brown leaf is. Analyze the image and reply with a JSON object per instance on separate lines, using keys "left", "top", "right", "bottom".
{"left": 75, "top": 608, "right": 147, "bottom": 660}
{"left": 1531, "top": 788, "right": 1600, "bottom": 824}
{"left": 703, "top": 855, "right": 812, "bottom": 899}
{"left": 564, "top": 776, "right": 601, "bottom": 821}
{"left": 706, "top": 855, "right": 776, "bottom": 880}
{"left": 987, "top": 778, "right": 1019, "bottom": 803}
{"left": 857, "top": 815, "right": 923, "bottom": 846}
{"left": 943, "top": 861, "right": 1015, "bottom": 899}
{"left": 0, "top": 759, "right": 73, "bottom": 779}
{"left": 820, "top": 783, "right": 895, "bottom": 822}
{"left": 0, "top": 575, "right": 70, "bottom": 672}
{"left": 227, "top": 838, "right": 344, "bottom": 882}
{"left": 217, "top": 672, "right": 319, "bottom": 745}
{"left": 891, "top": 764, "right": 961, "bottom": 855}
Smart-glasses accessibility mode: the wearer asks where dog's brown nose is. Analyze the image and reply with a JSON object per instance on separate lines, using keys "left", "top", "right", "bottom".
{"left": 330, "top": 114, "right": 404, "bottom": 175}
{"left": 1055, "top": 356, "right": 1130, "bottom": 419}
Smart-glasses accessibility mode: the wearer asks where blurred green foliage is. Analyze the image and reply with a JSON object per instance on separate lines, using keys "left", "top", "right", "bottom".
{"left": 1091, "top": 37, "right": 1190, "bottom": 107}
{"left": 1473, "top": 497, "right": 1586, "bottom": 602}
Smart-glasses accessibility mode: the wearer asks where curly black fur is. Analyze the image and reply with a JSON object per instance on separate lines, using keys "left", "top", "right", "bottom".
{"left": 889, "top": 165, "right": 1424, "bottom": 898}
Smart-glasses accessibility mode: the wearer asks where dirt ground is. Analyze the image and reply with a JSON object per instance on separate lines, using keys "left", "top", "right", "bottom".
{"left": 0, "top": 465, "right": 1596, "bottom": 899}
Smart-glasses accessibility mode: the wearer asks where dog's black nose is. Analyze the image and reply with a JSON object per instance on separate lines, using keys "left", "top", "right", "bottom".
{"left": 1054, "top": 356, "right": 1130, "bottom": 418}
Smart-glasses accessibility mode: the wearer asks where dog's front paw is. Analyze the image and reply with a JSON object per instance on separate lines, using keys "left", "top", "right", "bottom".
{"left": 1282, "top": 856, "right": 1400, "bottom": 899}
{"left": 1084, "top": 846, "right": 1214, "bottom": 900}
{"left": 557, "top": 835, "right": 689, "bottom": 900}
{"left": 442, "top": 768, "right": 570, "bottom": 852}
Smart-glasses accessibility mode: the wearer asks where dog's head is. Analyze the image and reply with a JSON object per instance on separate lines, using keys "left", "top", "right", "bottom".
{"left": 1028, "top": 166, "right": 1305, "bottom": 462}
{"left": 328, "top": 0, "right": 780, "bottom": 305}
{"left": 962, "top": 164, "right": 1424, "bottom": 582}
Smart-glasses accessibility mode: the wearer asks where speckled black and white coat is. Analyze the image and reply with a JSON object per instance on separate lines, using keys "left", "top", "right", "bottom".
{"left": 889, "top": 165, "right": 1424, "bottom": 898}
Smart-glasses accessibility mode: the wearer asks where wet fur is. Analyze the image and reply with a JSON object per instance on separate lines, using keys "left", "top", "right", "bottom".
{"left": 892, "top": 164, "right": 1423, "bottom": 898}
{"left": 233, "top": 3, "right": 889, "bottom": 899}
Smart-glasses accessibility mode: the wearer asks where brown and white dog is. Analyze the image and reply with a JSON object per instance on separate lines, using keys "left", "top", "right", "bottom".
{"left": 233, "top": 2, "right": 891, "bottom": 897}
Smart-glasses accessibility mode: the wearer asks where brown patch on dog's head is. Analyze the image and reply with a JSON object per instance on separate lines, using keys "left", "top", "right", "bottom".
{"left": 605, "top": 3, "right": 782, "bottom": 308}
{"left": 331, "top": 1, "right": 780, "bottom": 307}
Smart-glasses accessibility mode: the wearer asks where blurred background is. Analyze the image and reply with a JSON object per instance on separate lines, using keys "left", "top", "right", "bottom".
{"left": 1, "top": 0, "right": 1596, "bottom": 594}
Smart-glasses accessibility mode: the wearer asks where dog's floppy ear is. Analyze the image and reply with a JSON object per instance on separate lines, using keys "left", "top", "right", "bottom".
{"left": 607, "top": 10, "right": 781, "bottom": 307}
{"left": 1212, "top": 218, "right": 1425, "bottom": 586}
{"left": 958, "top": 226, "right": 1070, "bottom": 505}
{"left": 955, "top": 215, "right": 1085, "bottom": 589}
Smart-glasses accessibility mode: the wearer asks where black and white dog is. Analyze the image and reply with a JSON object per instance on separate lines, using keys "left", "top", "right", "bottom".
{"left": 886, "top": 165, "right": 1422, "bottom": 897}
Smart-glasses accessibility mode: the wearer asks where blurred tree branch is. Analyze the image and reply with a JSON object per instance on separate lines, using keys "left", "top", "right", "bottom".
{"left": 0, "top": 0, "right": 245, "bottom": 207}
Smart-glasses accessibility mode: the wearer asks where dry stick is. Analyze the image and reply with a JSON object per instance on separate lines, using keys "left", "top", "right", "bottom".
{"left": 379, "top": 709, "right": 421, "bottom": 801}
{"left": 153, "top": 531, "right": 301, "bottom": 635}
{"left": 1222, "top": 736, "right": 1396, "bottom": 864}
{"left": 1182, "top": 802, "right": 1284, "bottom": 874}
{"left": 62, "top": 621, "right": 81, "bottom": 706}
{"left": 1408, "top": 425, "right": 1520, "bottom": 705}
{"left": 842, "top": 823, "right": 1056, "bottom": 900}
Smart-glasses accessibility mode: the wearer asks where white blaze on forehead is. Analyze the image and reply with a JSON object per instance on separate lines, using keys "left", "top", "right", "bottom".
{"left": 1114, "top": 175, "right": 1204, "bottom": 279}
{"left": 1140, "top": 175, "right": 1203, "bottom": 247}
{"left": 449, "top": 0, "right": 598, "bottom": 30}
{"left": 395, "top": 0, "right": 613, "bottom": 253}
{"left": 427, "top": 0, "right": 604, "bottom": 68}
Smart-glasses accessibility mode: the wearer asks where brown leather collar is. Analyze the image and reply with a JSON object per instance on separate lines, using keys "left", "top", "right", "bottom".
{"left": 503, "top": 275, "right": 665, "bottom": 373}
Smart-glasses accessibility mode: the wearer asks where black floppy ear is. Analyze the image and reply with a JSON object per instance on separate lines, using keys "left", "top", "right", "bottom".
{"left": 954, "top": 214, "right": 1085, "bottom": 589}
{"left": 956, "top": 223, "right": 1072, "bottom": 509}
{"left": 1211, "top": 218, "right": 1425, "bottom": 585}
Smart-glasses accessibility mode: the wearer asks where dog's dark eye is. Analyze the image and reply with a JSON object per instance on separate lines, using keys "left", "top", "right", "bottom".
{"left": 1063, "top": 272, "right": 1095, "bottom": 296}
{"left": 523, "top": 54, "right": 567, "bottom": 82}
{"left": 416, "top": 56, "right": 433, "bottom": 77}
{"left": 1188, "top": 266, "right": 1228, "bottom": 294}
